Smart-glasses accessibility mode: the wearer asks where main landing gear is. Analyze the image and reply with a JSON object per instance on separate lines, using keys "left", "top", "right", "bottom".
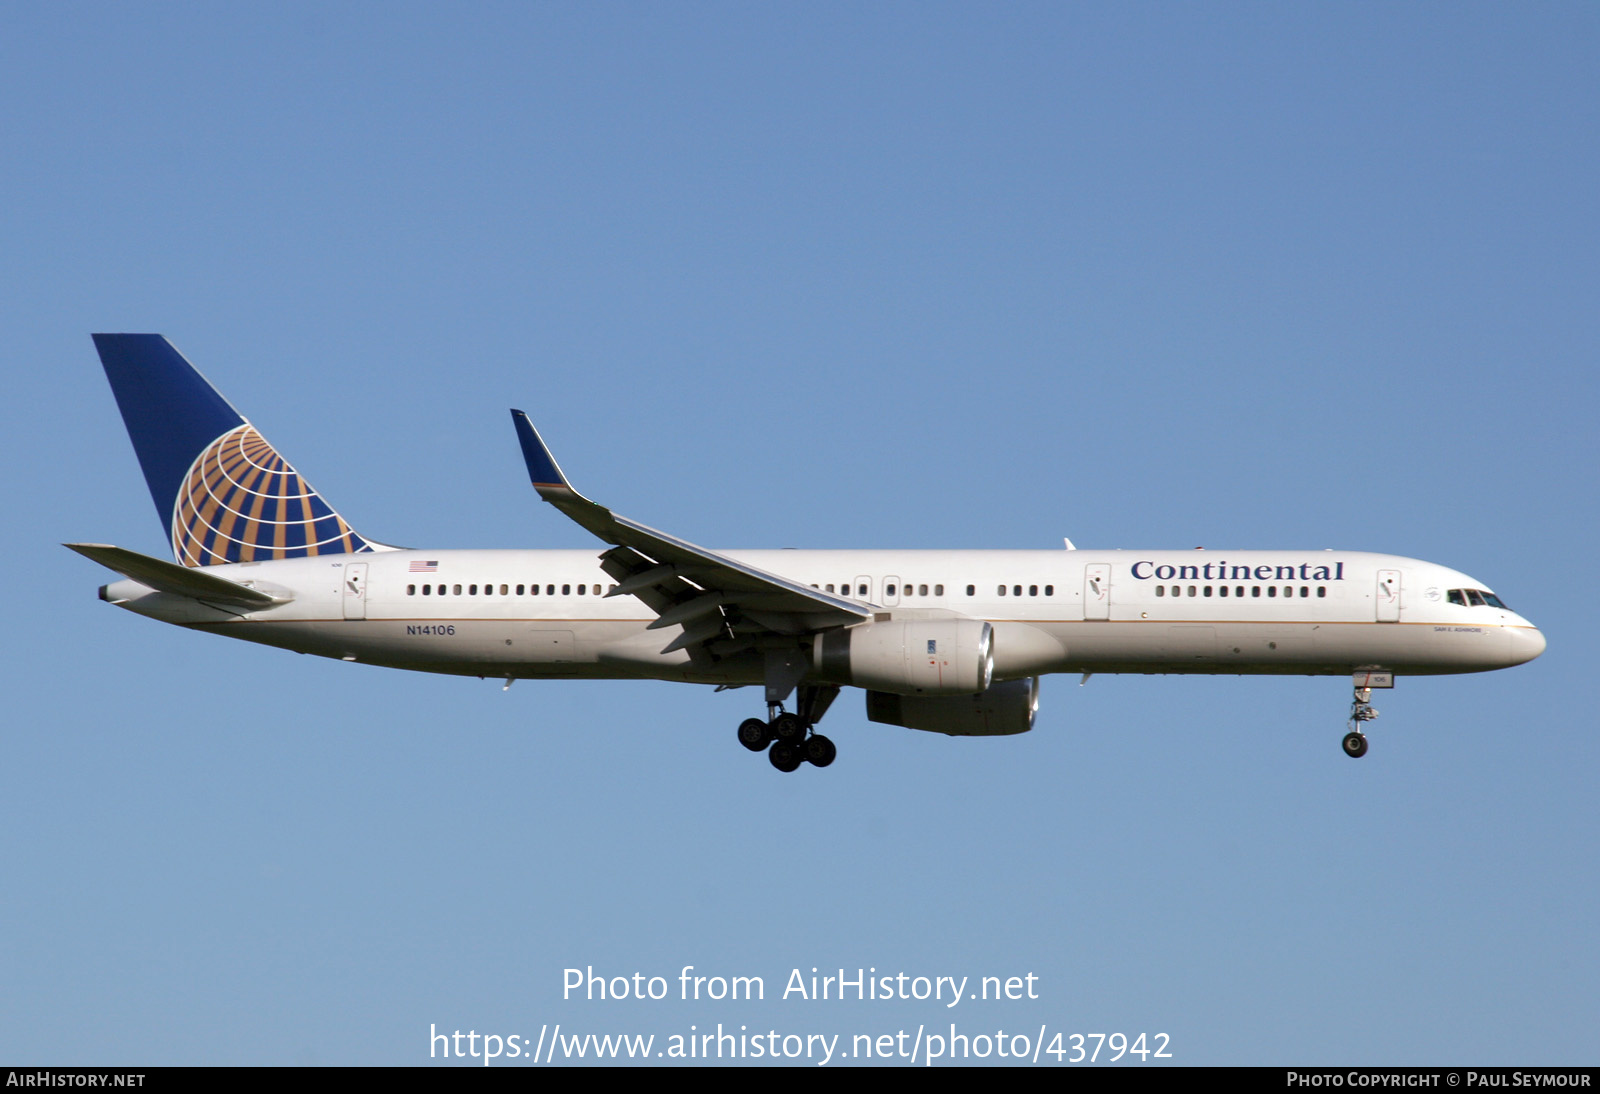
{"left": 737, "top": 685, "right": 840, "bottom": 773}
{"left": 1343, "top": 684, "right": 1379, "bottom": 759}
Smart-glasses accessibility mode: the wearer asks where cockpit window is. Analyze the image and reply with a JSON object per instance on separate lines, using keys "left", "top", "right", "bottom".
{"left": 1449, "top": 587, "right": 1509, "bottom": 610}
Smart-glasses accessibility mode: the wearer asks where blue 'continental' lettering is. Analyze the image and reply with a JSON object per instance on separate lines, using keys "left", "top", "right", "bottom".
{"left": 1129, "top": 561, "right": 1345, "bottom": 582}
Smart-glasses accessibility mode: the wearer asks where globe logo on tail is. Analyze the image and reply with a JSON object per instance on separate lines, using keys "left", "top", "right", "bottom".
{"left": 171, "top": 424, "right": 370, "bottom": 566}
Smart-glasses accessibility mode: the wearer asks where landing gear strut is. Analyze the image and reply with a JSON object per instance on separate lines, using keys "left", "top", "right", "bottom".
{"left": 1343, "top": 684, "right": 1378, "bottom": 758}
{"left": 732, "top": 685, "right": 840, "bottom": 773}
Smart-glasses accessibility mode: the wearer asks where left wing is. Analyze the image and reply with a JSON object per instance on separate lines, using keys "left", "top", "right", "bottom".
{"left": 510, "top": 410, "right": 869, "bottom": 660}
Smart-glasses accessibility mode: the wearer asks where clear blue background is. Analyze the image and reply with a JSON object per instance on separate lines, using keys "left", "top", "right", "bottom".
{"left": 2, "top": 2, "right": 1594, "bottom": 1066}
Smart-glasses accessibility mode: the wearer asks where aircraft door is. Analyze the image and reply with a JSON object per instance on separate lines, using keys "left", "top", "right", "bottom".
{"left": 883, "top": 575, "right": 902, "bottom": 607}
{"left": 1376, "top": 569, "right": 1401, "bottom": 623}
{"left": 342, "top": 562, "right": 369, "bottom": 621}
{"left": 1084, "top": 563, "right": 1111, "bottom": 621}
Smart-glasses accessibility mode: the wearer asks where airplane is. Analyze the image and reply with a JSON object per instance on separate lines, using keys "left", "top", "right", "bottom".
{"left": 69, "top": 334, "right": 1546, "bottom": 771}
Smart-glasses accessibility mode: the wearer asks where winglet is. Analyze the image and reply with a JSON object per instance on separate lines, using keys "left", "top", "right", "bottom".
{"left": 510, "top": 409, "right": 580, "bottom": 499}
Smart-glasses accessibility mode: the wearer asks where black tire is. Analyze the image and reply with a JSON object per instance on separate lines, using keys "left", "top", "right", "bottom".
{"left": 737, "top": 718, "right": 772, "bottom": 752}
{"left": 768, "top": 740, "right": 803, "bottom": 772}
{"left": 803, "top": 734, "right": 837, "bottom": 768}
{"left": 771, "top": 712, "right": 805, "bottom": 742}
{"left": 1342, "top": 731, "right": 1369, "bottom": 758}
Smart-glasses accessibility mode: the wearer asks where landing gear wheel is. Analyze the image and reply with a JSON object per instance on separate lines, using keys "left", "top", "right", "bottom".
{"left": 737, "top": 718, "right": 772, "bottom": 752}
{"left": 771, "top": 712, "right": 805, "bottom": 742}
{"left": 768, "top": 740, "right": 803, "bottom": 773}
{"left": 803, "top": 734, "right": 837, "bottom": 768}
{"left": 1342, "top": 731, "right": 1369, "bottom": 758}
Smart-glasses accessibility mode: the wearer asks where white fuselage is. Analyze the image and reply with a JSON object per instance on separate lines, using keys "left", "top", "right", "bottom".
{"left": 101, "top": 547, "right": 1545, "bottom": 684}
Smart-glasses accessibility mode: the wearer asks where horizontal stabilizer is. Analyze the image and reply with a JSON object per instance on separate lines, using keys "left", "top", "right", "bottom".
{"left": 64, "top": 543, "right": 287, "bottom": 608}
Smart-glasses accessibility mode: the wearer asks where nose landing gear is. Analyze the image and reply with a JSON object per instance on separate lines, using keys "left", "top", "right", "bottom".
{"left": 1343, "top": 683, "right": 1379, "bottom": 758}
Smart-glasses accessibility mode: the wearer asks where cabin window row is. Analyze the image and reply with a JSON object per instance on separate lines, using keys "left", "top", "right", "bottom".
{"left": 406, "top": 583, "right": 618, "bottom": 597}
{"left": 1155, "top": 584, "right": 1326, "bottom": 599}
{"left": 995, "top": 585, "right": 1054, "bottom": 597}
{"left": 817, "top": 583, "right": 946, "bottom": 597}
{"left": 810, "top": 582, "right": 1057, "bottom": 599}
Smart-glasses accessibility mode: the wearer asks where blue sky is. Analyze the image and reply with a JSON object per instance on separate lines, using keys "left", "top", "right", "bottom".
{"left": 2, "top": 2, "right": 1596, "bottom": 1066}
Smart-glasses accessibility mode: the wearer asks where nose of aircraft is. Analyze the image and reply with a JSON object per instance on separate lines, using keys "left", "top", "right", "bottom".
{"left": 1507, "top": 625, "right": 1547, "bottom": 665}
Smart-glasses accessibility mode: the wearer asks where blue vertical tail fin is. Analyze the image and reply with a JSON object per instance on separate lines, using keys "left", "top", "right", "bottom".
{"left": 92, "top": 334, "right": 376, "bottom": 566}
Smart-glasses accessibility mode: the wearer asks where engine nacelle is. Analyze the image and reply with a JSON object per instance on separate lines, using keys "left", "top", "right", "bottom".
{"left": 812, "top": 618, "right": 993, "bottom": 696}
{"left": 866, "top": 677, "right": 1040, "bottom": 736}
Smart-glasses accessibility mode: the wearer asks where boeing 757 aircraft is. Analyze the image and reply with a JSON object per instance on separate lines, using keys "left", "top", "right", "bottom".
{"left": 70, "top": 334, "right": 1545, "bottom": 771}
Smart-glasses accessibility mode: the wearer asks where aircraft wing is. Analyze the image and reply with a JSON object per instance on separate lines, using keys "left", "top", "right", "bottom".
{"left": 510, "top": 411, "right": 869, "bottom": 658}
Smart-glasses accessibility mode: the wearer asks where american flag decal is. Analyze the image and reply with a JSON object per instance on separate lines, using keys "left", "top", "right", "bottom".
{"left": 409, "top": 560, "right": 439, "bottom": 572}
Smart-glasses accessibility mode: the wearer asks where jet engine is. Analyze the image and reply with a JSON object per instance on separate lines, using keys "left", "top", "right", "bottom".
{"left": 812, "top": 618, "right": 993, "bottom": 695}
{"left": 866, "top": 677, "right": 1040, "bottom": 736}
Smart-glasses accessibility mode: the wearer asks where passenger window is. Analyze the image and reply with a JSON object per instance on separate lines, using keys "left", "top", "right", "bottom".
{"left": 577, "top": 584, "right": 586, "bottom": 595}
{"left": 1029, "top": 585, "right": 1038, "bottom": 597}
{"left": 501, "top": 584, "right": 509, "bottom": 595}
{"left": 1268, "top": 586, "right": 1277, "bottom": 598}
{"left": 1188, "top": 586, "right": 1196, "bottom": 597}
{"left": 919, "top": 584, "right": 928, "bottom": 596}
{"left": 858, "top": 584, "right": 868, "bottom": 597}
{"left": 1317, "top": 586, "right": 1326, "bottom": 597}
{"left": 934, "top": 585, "right": 944, "bottom": 596}
{"left": 1045, "top": 585, "right": 1053, "bottom": 596}
{"left": 1203, "top": 585, "right": 1213, "bottom": 597}
{"left": 469, "top": 584, "right": 478, "bottom": 595}
{"left": 825, "top": 584, "right": 834, "bottom": 593}
{"left": 1013, "top": 585, "right": 1022, "bottom": 597}
{"left": 998, "top": 585, "right": 1007, "bottom": 596}
{"left": 407, "top": 584, "right": 415, "bottom": 596}
{"left": 1156, "top": 586, "right": 1165, "bottom": 597}
{"left": 1219, "top": 585, "right": 1228, "bottom": 597}
{"left": 562, "top": 584, "right": 571, "bottom": 595}
{"left": 1236, "top": 586, "right": 1244, "bottom": 597}
{"left": 453, "top": 584, "right": 462, "bottom": 595}
{"left": 966, "top": 585, "right": 975, "bottom": 596}
{"left": 1300, "top": 587, "right": 1309, "bottom": 598}
{"left": 886, "top": 584, "right": 897, "bottom": 597}
{"left": 546, "top": 585, "right": 555, "bottom": 595}
{"left": 1252, "top": 586, "right": 1260, "bottom": 597}
{"left": 422, "top": 584, "right": 431, "bottom": 595}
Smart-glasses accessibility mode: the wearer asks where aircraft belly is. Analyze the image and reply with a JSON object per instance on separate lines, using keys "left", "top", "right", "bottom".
{"left": 1052, "top": 619, "right": 1516, "bottom": 676}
